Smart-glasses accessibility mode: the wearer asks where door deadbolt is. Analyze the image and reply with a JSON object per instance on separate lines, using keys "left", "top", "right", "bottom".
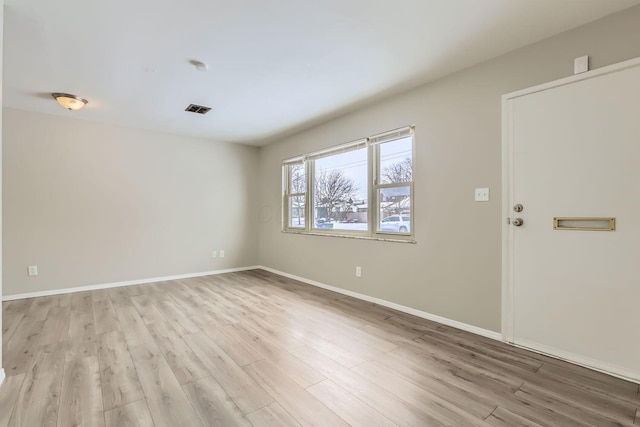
{"left": 512, "top": 218, "right": 524, "bottom": 227}
{"left": 513, "top": 204, "right": 524, "bottom": 212}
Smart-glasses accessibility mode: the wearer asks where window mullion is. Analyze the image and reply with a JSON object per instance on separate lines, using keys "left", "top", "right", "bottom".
{"left": 306, "top": 160, "right": 314, "bottom": 231}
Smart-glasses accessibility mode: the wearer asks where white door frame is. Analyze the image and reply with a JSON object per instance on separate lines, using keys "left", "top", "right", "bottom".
{"left": 501, "top": 57, "right": 640, "bottom": 360}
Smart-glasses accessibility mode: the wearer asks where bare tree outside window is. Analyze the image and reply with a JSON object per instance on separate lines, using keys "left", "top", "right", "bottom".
{"left": 314, "top": 169, "right": 359, "bottom": 221}
{"left": 290, "top": 164, "right": 306, "bottom": 193}
{"left": 381, "top": 157, "right": 412, "bottom": 184}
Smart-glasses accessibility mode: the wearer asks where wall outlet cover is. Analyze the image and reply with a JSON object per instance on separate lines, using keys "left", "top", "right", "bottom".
{"left": 574, "top": 55, "right": 589, "bottom": 74}
{"left": 474, "top": 188, "right": 490, "bottom": 202}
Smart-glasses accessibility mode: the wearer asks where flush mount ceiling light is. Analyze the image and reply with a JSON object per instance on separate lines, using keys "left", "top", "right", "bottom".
{"left": 51, "top": 93, "right": 88, "bottom": 110}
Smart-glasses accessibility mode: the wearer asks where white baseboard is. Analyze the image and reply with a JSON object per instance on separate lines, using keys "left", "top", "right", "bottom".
{"left": 2, "top": 266, "right": 261, "bottom": 301}
{"left": 514, "top": 338, "right": 640, "bottom": 384}
{"left": 0, "top": 369, "right": 5, "bottom": 386}
{"left": 257, "top": 265, "right": 502, "bottom": 341}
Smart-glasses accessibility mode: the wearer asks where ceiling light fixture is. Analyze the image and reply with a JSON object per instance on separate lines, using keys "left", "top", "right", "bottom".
{"left": 51, "top": 93, "right": 88, "bottom": 110}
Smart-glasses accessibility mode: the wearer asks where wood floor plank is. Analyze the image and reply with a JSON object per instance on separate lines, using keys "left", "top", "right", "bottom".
{"left": 96, "top": 331, "right": 145, "bottom": 410}
{"left": 515, "top": 381, "right": 637, "bottom": 425}
{"left": 67, "top": 293, "right": 98, "bottom": 361}
{"left": 269, "top": 310, "right": 345, "bottom": 340}
{"left": 2, "top": 312, "right": 25, "bottom": 350}
{"left": 38, "top": 306, "right": 71, "bottom": 346}
{"left": 3, "top": 319, "right": 45, "bottom": 375}
{"left": 0, "top": 373, "right": 25, "bottom": 427}
{"left": 230, "top": 323, "right": 326, "bottom": 388}
{"left": 58, "top": 355, "right": 105, "bottom": 427}
{"left": 243, "top": 359, "right": 349, "bottom": 427}
{"left": 307, "top": 379, "right": 397, "bottom": 427}
{"left": 93, "top": 298, "right": 120, "bottom": 335}
{"left": 190, "top": 313, "right": 264, "bottom": 367}
{"left": 372, "top": 344, "right": 509, "bottom": 416}
{"left": 24, "top": 296, "right": 52, "bottom": 322}
{"left": 115, "top": 305, "right": 156, "bottom": 346}
{"left": 182, "top": 376, "right": 252, "bottom": 427}
{"left": 419, "top": 327, "right": 544, "bottom": 372}
{"left": 241, "top": 314, "right": 306, "bottom": 351}
{"left": 50, "top": 293, "right": 73, "bottom": 308}
{"left": 130, "top": 294, "right": 167, "bottom": 325}
{"left": 129, "top": 342, "right": 203, "bottom": 427}
{"left": 486, "top": 406, "right": 545, "bottom": 427}
{"left": 108, "top": 287, "right": 133, "bottom": 307}
{"left": 289, "top": 344, "right": 447, "bottom": 427}
{"left": 353, "top": 360, "right": 490, "bottom": 426}
{"left": 246, "top": 402, "right": 301, "bottom": 427}
{"left": 3, "top": 299, "right": 33, "bottom": 316}
{"left": 8, "top": 343, "right": 66, "bottom": 427}
{"left": 184, "top": 332, "right": 274, "bottom": 414}
{"left": 264, "top": 313, "right": 366, "bottom": 368}
{"left": 123, "top": 284, "right": 145, "bottom": 297}
{"left": 145, "top": 320, "right": 210, "bottom": 385}
{"left": 392, "top": 338, "right": 524, "bottom": 391}
{"left": 515, "top": 383, "right": 635, "bottom": 427}
{"left": 104, "top": 399, "right": 154, "bottom": 427}
{"left": 536, "top": 361, "right": 639, "bottom": 400}
{"left": 90, "top": 289, "right": 111, "bottom": 302}
{"left": 154, "top": 300, "right": 201, "bottom": 335}
{"left": 325, "top": 332, "right": 391, "bottom": 360}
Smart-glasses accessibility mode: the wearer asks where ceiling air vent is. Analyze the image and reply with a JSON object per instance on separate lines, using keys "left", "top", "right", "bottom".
{"left": 185, "top": 104, "right": 212, "bottom": 115}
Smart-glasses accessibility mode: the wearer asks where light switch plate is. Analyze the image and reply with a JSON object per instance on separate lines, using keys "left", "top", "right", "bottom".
{"left": 28, "top": 265, "right": 38, "bottom": 276}
{"left": 475, "top": 188, "right": 490, "bottom": 202}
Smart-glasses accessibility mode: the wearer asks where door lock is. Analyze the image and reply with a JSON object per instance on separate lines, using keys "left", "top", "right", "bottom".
{"left": 513, "top": 204, "right": 524, "bottom": 212}
{"left": 512, "top": 218, "right": 524, "bottom": 227}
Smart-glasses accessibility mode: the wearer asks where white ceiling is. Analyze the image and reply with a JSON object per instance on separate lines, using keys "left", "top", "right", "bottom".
{"left": 4, "top": 0, "right": 639, "bottom": 145}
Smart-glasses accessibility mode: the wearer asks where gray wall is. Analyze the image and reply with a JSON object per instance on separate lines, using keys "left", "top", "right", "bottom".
{"left": 3, "top": 108, "right": 260, "bottom": 296}
{"left": 257, "top": 6, "right": 640, "bottom": 332}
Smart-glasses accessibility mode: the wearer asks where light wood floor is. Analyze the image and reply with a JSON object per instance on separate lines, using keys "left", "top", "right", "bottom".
{"left": 1, "top": 270, "right": 639, "bottom": 426}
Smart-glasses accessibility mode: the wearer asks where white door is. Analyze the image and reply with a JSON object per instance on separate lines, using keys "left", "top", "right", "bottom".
{"left": 503, "top": 58, "right": 640, "bottom": 382}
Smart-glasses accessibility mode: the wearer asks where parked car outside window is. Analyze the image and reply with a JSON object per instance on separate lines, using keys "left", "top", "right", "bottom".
{"left": 380, "top": 215, "right": 410, "bottom": 233}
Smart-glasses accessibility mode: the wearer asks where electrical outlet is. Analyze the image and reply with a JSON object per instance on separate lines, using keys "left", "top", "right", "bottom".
{"left": 220, "top": 250, "right": 225, "bottom": 258}
{"left": 28, "top": 265, "right": 38, "bottom": 276}
{"left": 355, "top": 266, "right": 361, "bottom": 277}
{"left": 474, "top": 188, "right": 490, "bottom": 202}
{"left": 574, "top": 55, "right": 589, "bottom": 74}
{"left": 212, "top": 251, "right": 217, "bottom": 258}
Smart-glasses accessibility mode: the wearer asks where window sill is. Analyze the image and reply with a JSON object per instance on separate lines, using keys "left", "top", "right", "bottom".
{"left": 281, "top": 229, "right": 416, "bottom": 244}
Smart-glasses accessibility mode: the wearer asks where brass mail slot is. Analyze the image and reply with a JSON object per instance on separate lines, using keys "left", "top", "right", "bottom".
{"left": 553, "top": 217, "right": 615, "bottom": 231}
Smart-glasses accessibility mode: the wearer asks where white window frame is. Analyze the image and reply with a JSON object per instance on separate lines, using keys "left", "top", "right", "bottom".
{"left": 283, "top": 158, "right": 308, "bottom": 230}
{"left": 282, "top": 126, "right": 415, "bottom": 242}
{"left": 372, "top": 127, "right": 415, "bottom": 237}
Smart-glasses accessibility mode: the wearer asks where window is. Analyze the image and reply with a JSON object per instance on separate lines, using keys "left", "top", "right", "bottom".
{"left": 373, "top": 129, "right": 413, "bottom": 235}
{"left": 313, "top": 144, "right": 368, "bottom": 233}
{"left": 284, "top": 161, "right": 306, "bottom": 229}
{"left": 283, "top": 126, "right": 414, "bottom": 241}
